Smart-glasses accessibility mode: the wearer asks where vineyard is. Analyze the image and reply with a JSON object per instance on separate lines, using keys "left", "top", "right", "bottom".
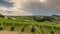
{"left": 0, "top": 16, "right": 60, "bottom": 34}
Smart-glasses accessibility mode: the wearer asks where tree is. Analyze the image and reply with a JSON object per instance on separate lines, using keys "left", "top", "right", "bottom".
{"left": 0, "top": 14, "right": 4, "bottom": 18}
{"left": 33, "top": 16, "right": 54, "bottom": 22}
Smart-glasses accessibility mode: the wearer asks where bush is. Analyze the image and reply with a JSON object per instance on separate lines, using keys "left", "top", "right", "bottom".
{"left": 10, "top": 26, "right": 15, "bottom": 31}
{"left": 0, "top": 26, "right": 3, "bottom": 30}
{"left": 31, "top": 25, "right": 35, "bottom": 32}
{"left": 21, "top": 27, "right": 24, "bottom": 32}
{"left": 50, "top": 30, "right": 55, "bottom": 34}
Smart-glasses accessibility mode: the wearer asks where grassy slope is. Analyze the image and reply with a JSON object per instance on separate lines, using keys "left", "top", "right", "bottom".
{"left": 0, "top": 17, "right": 60, "bottom": 34}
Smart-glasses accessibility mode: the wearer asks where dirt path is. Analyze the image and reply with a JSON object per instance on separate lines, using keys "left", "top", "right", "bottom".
{"left": 0, "top": 30, "right": 19, "bottom": 34}
{"left": 0, "top": 30, "right": 32, "bottom": 34}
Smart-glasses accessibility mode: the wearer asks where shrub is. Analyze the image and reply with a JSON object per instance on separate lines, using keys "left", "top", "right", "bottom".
{"left": 31, "top": 25, "right": 35, "bottom": 32}
{"left": 0, "top": 26, "right": 3, "bottom": 30}
{"left": 10, "top": 26, "right": 15, "bottom": 31}
{"left": 21, "top": 27, "right": 24, "bottom": 32}
{"left": 50, "top": 30, "right": 55, "bottom": 34}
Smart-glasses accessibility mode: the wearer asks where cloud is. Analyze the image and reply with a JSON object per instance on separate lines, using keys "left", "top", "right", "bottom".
{"left": 21, "top": 0, "right": 60, "bottom": 16}
{"left": 0, "top": 0, "right": 13, "bottom": 8}
{"left": 0, "top": 0, "right": 14, "bottom": 15}
{"left": 0, "top": 0, "right": 60, "bottom": 16}
{"left": 8, "top": 0, "right": 33, "bottom": 16}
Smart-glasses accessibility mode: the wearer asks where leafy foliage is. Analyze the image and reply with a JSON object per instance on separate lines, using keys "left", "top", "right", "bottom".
{"left": 33, "top": 16, "right": 54, "bottom": 22}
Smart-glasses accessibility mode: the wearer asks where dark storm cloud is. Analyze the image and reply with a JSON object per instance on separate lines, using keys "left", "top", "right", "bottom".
{"left": 0, "top": 0, "right": 13, "bottom": 8}
{"left": 21, "top": 0, "right": 60, "bottom": 16}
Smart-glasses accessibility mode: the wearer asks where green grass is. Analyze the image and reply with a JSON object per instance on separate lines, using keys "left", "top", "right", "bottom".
{"left": 0, "top": 17, "right": 60, "bottom": 34}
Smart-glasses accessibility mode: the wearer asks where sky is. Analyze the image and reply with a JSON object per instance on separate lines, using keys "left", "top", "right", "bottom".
{"left": 0, "top": 0, "right": 60, "bottom": 16}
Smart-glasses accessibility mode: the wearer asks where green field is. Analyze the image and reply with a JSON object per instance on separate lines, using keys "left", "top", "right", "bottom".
{"left": 0, "top": 17, "right": 60, "bottom": 34}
